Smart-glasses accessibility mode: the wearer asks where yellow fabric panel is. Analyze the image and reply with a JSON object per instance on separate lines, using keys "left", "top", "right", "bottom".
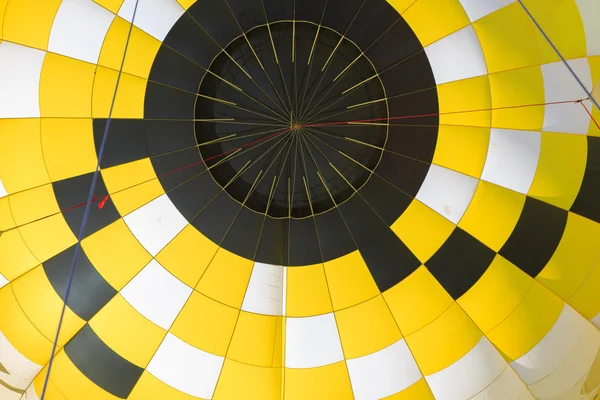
{"left": 171, "top": 291, "right": 238, "bottom": 357}
{"left": 473, "top": 2, "right": 540, "bottom": 74}
{"left": 110, "top": 179, "right": 164, "bottom": 217}
{"left": 128, "top": 371, "right": 198, "bottom": 400}
{"left": 522, "top": 0, "right": 587, "bottom": 64}
{"left": 89, "top": 294, "right": 166, "bottom": 368}
{"left": 488, "top": 66, "right": 545, "bottom": 131}
{"left": 176, "top": 0, "right": 197, "bottom": 9}
{"left": 583, "top": 348, "right": 600, "bottom": 398}
{"left": 8, "top": 184, "right": 58, "bottom": 227}
{"left": 272, "top": 316, "right": 284, "bottom": 368}
{"left": 196, "top": 248, "right": 254, "bottom": 309}
{"left": 402, "top": 0, "right": 469, "bottom": 47}
{"left": 588, "top": 57, "right": 600, "bottom": 136}
{"left": 284, "top": 362, "right": 353, "bottom": 400}
{"left": 40, "top": 119, "right": 97, "bottom": 182}
{"left": 34, "top": 376, "right": 68, "bottom": 400}
{"left": 538, "top": 213, "right": 600, "bottom": 302}
{"left": 335, "top": 295, "right": 402, "bottom": 359}
{"left": 391, "top": 200, "right": 455, "bottom": 263}
{"left": 214, "top": 360, "right": 280, "bottom": 400}
{"left": 12, "top": 266, "right": 85, "bottom": 346}
{"left": 437, "top": 76, "right": 492, "bottom": 128}
{"left": 81, "top": 219, "right": 151, "bottom": 290}
{"left": 486, "top": 281, "right": 563, "bottom": 361}
{"left": 568, "top": 254, "right": 600, "bottom": 319}
{"left": 92, "top": 67, "right": 146, "bottom": 119}
{"left": 18, "top": 214, "right": 77, "bottom": 263}
{"left": 458, "top": 255, "right": 532, "bottom": 333}
{"left": 228, "top": 312, "right": 281, "bottom": 367}
{"left": 528, "top": 132, "right": 587, "bottom": 209}
{"left": 49, "top": 351, "right": 121, "bottom": 400}
{"left": 406, "top": 303, "right": 482, "bottom": 375}
{"left": 93, "top": 0, "right": 124, "bottom": 14}
{"left": 0, "top": 0, "right": 8, "bottom": 40}
{"left": 323, "top": 250, "right": 379, "bottom": 310}
{"left": 0, "top": 197, "right": 16, "bottom": 231}
{"left": 156, "top": 225, "right": 219, "bottom": 287}
{"left": 98, "top": 17, "right": 161, "bottom": 79}
{"left": 432, "top": 126, "right": 490, "bottom": 178}
{"left": 0, "top": 119, "right": 49, "bottom": 194}
{"left": 458, "top": 181, "right": 526, "bottom": 252}
{"left": 39, "top": 54, "right": 95, "bottom": 118}
{"left": 285, "top": 264, "right": 333, "bottom": 317}
{"left": 384, "top": 379, "right": 434, "bottom": 399}
{"left": 384, "top": 266, "right": 454, "bottom": 336}
{"left": 102, "top": 159, "right": 156, "bottom": 194}
{"left": 0, "top": 230, "right": 39, "bottom": 281}
{"left": 0, "top": 285, "right": 53, "bottom": 365}
{"left": 387, "top": 0, "right": 417, "bottom": 14}
{"left": 2, "top": 0, "right": 61, "bottom": 50}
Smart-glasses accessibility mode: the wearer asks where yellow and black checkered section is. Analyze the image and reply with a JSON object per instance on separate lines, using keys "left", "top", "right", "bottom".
{"left": 1, "top": 0, "right": 600, "bottom": 399}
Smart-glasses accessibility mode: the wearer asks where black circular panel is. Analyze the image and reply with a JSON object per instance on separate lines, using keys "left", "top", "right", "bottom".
{"left": 97, "top": 0, "right": 440, "bottom": 272}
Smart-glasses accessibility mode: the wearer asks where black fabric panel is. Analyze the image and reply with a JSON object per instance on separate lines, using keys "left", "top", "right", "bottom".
{"left": 144, "top": 81, "right": 197, "bottom": 120}
{"left": 337, "top": 194, "right": 386, "bottom": 248}
{"left": 295, "top": 0, "right": 327, "bottom": 24}
{"left": 500, "top": 197, "right": 567, "bottom": 278}
{"left": 256, "top": 216, "right": 288, "bottom": 265}
{"left": 321, "top": 0, "right": 365, "bottom": 34}
{"left": 288, "top": 217, "right": 321, "bottom": 266}
{"left": 358, "top": 174, "right": 412, "bottom": 226}
{"left": 93, "top": 119, "right": 148, "bottom": 169}
{"left": 221, "top": 206, "right": 264, "bottom": 260}
{"left": 226, "top": 0, "right": 268, "bottom": 31}
{"left": 426, "top": 228, "right": 495, "bottom": 299}
{"left": 359, "top": 228, "right": 421, "bottom": 292}
{"left": 165, "top": 169, "right": 221, "bottom": 220}
{"left": 188, "top": 0, "right": 242, "bottom": 48}
{"left": 385, "top": 125, "right": 438, "bottom": 163}
{"left": 65, "top": 325, "right": 143, "bottom": 398}
{"left": 386, "top": 90, "right": 439, "bottom": 127}
{"left": 365, "top": 18, "right": 423, "bottom": 72}
{"left": 193, "top": 190, "right": 241, "bottom": 243}
{"left": 345, "top": 0, "right": 399, "bottom": 51}
{"left": 314, "top": 210, "right": 355, "bottom": 262}
{"left": 144, "top": 120, "right": 196, "bottom": 157}
{"left": 162, "top": 13, "right": 221, "bottom": 69}
{"left": 148, "top": 45, "right": 206, "bottom": 93}
{"left": 262, "top": 0, "right": 293, "bottom": 23}
{"left": 43, "top": 246, "right": 116, "bottom": 321}
{"left": 375, "top": 152, "right": 431, "bottom": 198}
{"left": 571, "top": 136, "right": 600, "bottom": 223}
{"left": 53, "top": 173, "right": 120, "bottom": 239}
{"left": 152, "top": 147, "right": 205, "bottom": 191}
{"left": 379, "top": 52, "right": 436, "bottom": 97}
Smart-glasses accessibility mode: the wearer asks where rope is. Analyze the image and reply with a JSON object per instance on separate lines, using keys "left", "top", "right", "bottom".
{"left": 38, "top": 1, "right": 141, "bottom": 398}
{"left": 517, "top": 0, "right": 600, "bottom": 112}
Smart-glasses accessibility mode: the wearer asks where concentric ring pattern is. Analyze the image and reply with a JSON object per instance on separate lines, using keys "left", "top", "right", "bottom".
{"left": 0, "top": 0, "right": 600, "bottom": 399}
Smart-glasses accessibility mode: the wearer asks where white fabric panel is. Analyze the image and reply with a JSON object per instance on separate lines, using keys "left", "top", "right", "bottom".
{"left": 121, "top": 260, "right": 192, "bottom": 330}
{"left": 592, "top": 79, "right": 600, "bottom": 109}
{"left": 470, "top": 367, "right": 530, "bottom": 400}
{"left": 0, "top": 331, "right": 42, "bottom": 391}
{"left": 241, "top": 262, "right": 285, "bottom": 316}
{"left": 0, "top": 387, "right": 20, "bottom": 400}
{"left": 511, "top": 305, "right": 586, "bottom": 385}
{"left": 0, "top": 273, "right": 8, "bottom": 289}
{"left": 0, "top": 42, "right": 45, "bottom": 118}
{"left": 427, "top": 337, "right": 506, "bottom": 400}
{"left": 542, "top": 58, "right": 593, "bottom": 134}
{"left": 425, "top": 26, "right": 487, "bottom": 85}
{"left": 529, "top": 322, "right": 600, "bottom": 399}
{"left": 124, "top": 194, "right": 187, "bottom": 256}
{"left": 285, "top": 313, "right": 344, "bottom": 368}
{"left": 346, "top": 339, "right": 422, "bottom": 400}
{"left": 480, "top": 129, "right": 541, "bottom": 195}
{"left": 147, "top": 333, "right": 224, "bottom": 399}
{"left": 416, "top": 165, "right": 478, "bottom": 224}
{"left": 592, "top": 312, "right": 600, "bottom": 329}
{"left": 23, "top": 385, "right": 40, "bottom": 400}
{"left": 458, "top": 0, "right": 515, "bottom": 21}
{"left": 0, "top": 178, "right": 7, "bottom": 198}
{"left": 118, "top": 0, "right": 185, "bottom": 41}
{"left": 576, "top": 0, "right": 600, "bottom": 56}
{"left": 48, "top": 0, "right": 114, "bottom": 64}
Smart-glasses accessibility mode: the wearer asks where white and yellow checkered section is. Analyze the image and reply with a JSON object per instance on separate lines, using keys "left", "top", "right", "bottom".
{"left": 1, "top": 0, "right": 600, "bottom": 399}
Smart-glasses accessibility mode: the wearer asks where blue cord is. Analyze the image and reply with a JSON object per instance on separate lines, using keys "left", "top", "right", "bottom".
{"left": 39, "top": 1, "right": 140, "bottom": 398}
{"left": 517, "top": 0, "right": 600, "bottom": 111}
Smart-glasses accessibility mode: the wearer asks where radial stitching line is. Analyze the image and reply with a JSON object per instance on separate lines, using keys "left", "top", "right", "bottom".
{"left": 38, "top": 1, "right": 141, "bottom": 399}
